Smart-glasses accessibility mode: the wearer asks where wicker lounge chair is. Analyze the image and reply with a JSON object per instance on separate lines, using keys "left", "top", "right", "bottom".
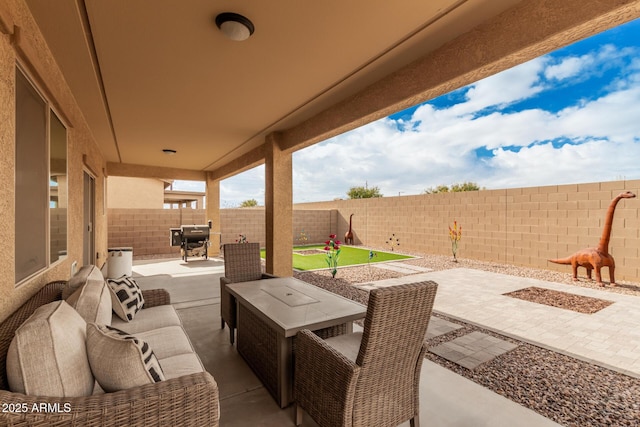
{"left": 220, "top": 242, "right": 276, "bottom": 344}
{"left": 294, "top": 281, "right": 438, "bottom": 427}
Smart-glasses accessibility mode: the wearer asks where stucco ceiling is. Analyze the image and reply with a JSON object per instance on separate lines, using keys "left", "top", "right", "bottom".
{"left": 25, "top": 0, "right": 528, "bottom": 173}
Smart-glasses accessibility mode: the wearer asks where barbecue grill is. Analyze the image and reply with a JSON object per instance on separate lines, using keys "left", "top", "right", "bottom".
{"left": 170, "top": 222, "right": 211, "bottom": 262}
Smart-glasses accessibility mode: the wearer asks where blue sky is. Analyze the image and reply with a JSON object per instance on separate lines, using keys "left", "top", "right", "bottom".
{"left": 183, "top": 18, "right": 640, "bottom": 207}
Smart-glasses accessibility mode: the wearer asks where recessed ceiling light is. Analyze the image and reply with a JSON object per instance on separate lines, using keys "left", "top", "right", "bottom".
{"left": 215, "top": 12, "right": 255, "bottom": 41}
{"left": 162, "top": 149, "right": 177, "bottom": 155}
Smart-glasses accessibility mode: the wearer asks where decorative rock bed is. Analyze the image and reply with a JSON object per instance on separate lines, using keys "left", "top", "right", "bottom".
{"left": 504, "top": 286, "right": 614, "bottom": 314}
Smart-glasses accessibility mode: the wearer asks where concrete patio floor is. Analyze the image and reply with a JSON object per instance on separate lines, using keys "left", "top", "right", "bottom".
{"left": 132, "top": 257, "right": 569, "bottom": 426}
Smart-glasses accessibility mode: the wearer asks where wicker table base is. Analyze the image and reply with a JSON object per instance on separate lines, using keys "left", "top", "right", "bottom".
{"left": 237, "top": 304, "right": 348, "bottom": 407}
{"left": 228, "top": 277, "right": 366, "bottom": 408}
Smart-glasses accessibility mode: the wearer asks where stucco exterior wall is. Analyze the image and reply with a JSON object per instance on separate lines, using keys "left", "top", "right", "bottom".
{"left": 0, "top": 0, "right": 108, "bottom": 322}
{"left": 107, "top": 176, "right": 165, "bottom": 209}
{"left": 0, "top": 11, "right": 16, "bottom": 323}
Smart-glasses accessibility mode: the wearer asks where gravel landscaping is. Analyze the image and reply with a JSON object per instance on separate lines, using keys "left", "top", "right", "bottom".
{"left": 504, "top": 287, "right": 615, "bottom": 314}
{"left": 293, "top": 250, "right": 640, "bottom": 427}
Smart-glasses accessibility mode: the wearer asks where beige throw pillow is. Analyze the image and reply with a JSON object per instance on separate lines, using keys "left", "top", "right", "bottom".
{"left": 62, "top": 265, "right": 104, "bottom": 300}
{"left": 66, "top": 278, "right": 112, "bottom": 325}
{"left": 7, "top": 301, "right": 94, "bottom": 397}
{"left": 106, "top": 276, "right": 145, "bottom": 322}
{"left": 86, "top": 323, "right": 165, "bottom": 392}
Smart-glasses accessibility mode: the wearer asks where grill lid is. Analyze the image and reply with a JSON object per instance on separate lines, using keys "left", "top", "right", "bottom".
{"left": 180, "top": 224, "right": 210, "bottom": 240}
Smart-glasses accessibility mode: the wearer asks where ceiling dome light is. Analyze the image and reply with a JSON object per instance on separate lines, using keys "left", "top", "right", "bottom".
{"left": 215, "top": 12, "right": 255, "bottom": 41}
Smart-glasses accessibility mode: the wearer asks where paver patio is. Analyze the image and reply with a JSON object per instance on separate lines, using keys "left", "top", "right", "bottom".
{"left": 358, "top": 267, "right": 640, "bottom": 378}
{"left": 430, "top": 331, "right": 518, "bottom": 370}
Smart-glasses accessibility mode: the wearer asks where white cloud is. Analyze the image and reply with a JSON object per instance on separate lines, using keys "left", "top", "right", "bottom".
{"left": 555, "top": 86, "right": 640, "bottom": 143}
{"left": 221, "top": 165, "right": 265, "bottom": 207}
{"left": 486, "top": 137, "right": 640, "bottom": 189}
{"left": 410, "top": 57, "right": 547, "bottom": 125}
{"left": 544, "top": 56, "right": 589, "bottom": 80}
{"left": 220, "top": 38, "right": 640, "bottom": 206}
{"left": 458, "top": 58, "right": 547, "bottom": 113}
{"left": 231, "top": 85, "right": 639, "bottom": 204}
{"left": 171, "top": 180, "right": 205, "bottom": 192}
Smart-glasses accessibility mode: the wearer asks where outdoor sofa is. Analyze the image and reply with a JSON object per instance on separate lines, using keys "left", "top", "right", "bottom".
{"left": 0, "top": 265, "right": 219, "bottom": 426}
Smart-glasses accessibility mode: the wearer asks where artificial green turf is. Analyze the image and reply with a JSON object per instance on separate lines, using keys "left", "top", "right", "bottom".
{"left": 260, "top": 245, "right": 413, "bottom": 271}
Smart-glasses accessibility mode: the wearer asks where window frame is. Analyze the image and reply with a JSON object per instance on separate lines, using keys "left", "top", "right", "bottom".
{"left": 48, "top": 108, "right": 68, "bottom": 265}
{"left": 14, "top": 64, "right": 69, "bottom": 286}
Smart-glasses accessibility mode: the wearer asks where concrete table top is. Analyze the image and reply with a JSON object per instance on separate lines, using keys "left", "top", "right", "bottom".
{"left": 227, "top": 276, "right": 366, "bottom": 338}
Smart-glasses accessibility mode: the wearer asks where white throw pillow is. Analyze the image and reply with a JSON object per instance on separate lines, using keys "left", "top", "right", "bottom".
{"left": 7, "top": 301, "right": 94, "bottom": 397}
{"left": 86, "top": 323, "right": 165, "bottom": 392}
{"left": 106, "top": 276, "right": 145, "bottom": 322}
{"left": 66, "top": 278, "right": 112, "bottom": 325}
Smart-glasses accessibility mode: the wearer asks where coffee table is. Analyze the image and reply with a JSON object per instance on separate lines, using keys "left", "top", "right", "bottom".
{"left": 226, "top": 277, "right": 366, "bottom": 408}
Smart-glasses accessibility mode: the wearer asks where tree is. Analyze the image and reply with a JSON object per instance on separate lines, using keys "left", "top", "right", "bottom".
{"left": 239, "top": 198, "right": 258, "bottom": 208}
{"left": 424, "top": 184, "right": 451, "bottom": 194}
{"left": 425, "top": 181, "right": 483, "bottom": 194}
{"left": 451, "top": 182, "right": 483, "bottom": 192}
{"left": 347, "top": 185, "right": 383, "bottom": 199}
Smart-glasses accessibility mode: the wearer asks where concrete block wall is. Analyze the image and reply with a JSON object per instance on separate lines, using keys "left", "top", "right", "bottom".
{"left": 108, "top": 209, "right": 207, "bottom": 258}
{"left": 293, "top": 209, "right": 336, "bottom": 245}
{"left": 296, "top": 180, "right": 640, "bottom": 282}
{"left": 220, "top": 208, "right": 265, "bottom": 246}
{"left": 108, "top": 208, "right": 332, "bottom": 258}
{"left": 50, "top": 208, "right": 68, "bottom": 261}
{"left": 219, "top": 208, "right": 333, "bottom": 247}
{"left": 107, "top": 180, "right": 640, "bottom": 282}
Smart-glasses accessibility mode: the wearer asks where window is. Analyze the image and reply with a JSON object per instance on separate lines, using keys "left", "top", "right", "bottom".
{"left": 50, "top": 111, "right": 68, "bottom": 263}
{"left": 15, "top": 67, "right": 68, "bottom": 284}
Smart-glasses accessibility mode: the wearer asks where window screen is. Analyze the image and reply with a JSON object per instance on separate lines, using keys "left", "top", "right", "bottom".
{"left": 15, "top": 69, "right": 47, "bottom": 283}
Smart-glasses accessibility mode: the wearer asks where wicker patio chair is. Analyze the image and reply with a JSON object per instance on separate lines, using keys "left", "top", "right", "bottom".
{"left": 294, "top": 281, "right": 438, "bottom": 427}
{"left": 220, "top": 242, "right": 276, "bottom": 344}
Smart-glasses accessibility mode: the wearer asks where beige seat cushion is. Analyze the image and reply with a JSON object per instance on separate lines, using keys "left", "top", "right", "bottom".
{"left": 158, "top": 353, "right": 206, "bottom": 380}
{"left": 62, "top": 265, "right": 104, "bottom": 300}
{"left": 106, "top": 276, "right": 145, "bottom": 322}
{"left": 137, "top": 326, "right": 196, "bottom": 360}
{"left": 324, "top": 332, "right": 363, "bottom": 363}
{"left": 7, "top": 301, "right": 94, "bottom": 397}
{"left": 86, "top": 323, "right": 165, "bottom": 392}
{"left": 66, "top": 278, "right": 112, "bottom": 325}
{"left": 111, "top": 304, "right": 182, "bottom": 334}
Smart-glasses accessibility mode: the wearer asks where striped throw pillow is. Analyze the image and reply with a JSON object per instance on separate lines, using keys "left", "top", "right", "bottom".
{"left": 106, "top": 276, "right": 145, "bottom": 321}
{"left": 86, "top": 323, "right": 165, "bottom": 392}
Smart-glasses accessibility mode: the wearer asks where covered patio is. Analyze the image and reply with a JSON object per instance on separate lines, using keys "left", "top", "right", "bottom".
{"left": 4, "top": 0, "right": 640, "bottom": 298}
{"left": 2, "top": 1, "right": 640, "bottom": 425}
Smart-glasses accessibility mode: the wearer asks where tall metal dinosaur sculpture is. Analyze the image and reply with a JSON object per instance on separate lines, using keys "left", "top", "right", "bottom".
{"left": 344, "top": 214, "right": 354, "bottom": 245}
{"left": 549, "top": 191, "right": 636, "bottom": 286}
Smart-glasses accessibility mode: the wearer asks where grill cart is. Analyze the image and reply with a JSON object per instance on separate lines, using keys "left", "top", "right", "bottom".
{"left": 170, "top": 222, "right": 211, "bottom": 262}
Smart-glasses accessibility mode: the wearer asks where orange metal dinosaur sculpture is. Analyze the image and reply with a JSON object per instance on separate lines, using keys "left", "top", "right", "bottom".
{"left": 549, "top": 191, "right": 636, "bottom": 286}
{"left": 344, "top": 214, "right": 354, "bottom": 245}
